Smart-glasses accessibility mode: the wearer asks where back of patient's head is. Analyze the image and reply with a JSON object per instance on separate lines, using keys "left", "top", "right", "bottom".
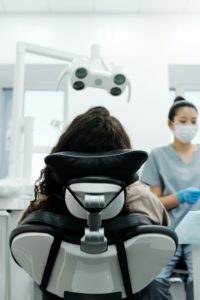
{"left": 21, "top": 107, "right": 131, "bottom": 220}
{"left": 34, "top": 106, "right": 131, "bottom": 197}
{"left": 51, "top": 106, "right": 131, "bottom": 153}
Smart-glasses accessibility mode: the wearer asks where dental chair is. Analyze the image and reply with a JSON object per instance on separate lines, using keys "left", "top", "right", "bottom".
{"left": 10, "top": 149, "right": 178, "bottom": 300}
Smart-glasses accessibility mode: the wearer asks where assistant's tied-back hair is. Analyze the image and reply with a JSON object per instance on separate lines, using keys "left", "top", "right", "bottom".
{"left": 168, "top": 96, "right": 198, "bottom": 121}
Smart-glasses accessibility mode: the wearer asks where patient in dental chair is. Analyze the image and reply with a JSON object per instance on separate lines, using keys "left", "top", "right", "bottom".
{"left": 19, "top": 106, "right": 169, "bottom": 226}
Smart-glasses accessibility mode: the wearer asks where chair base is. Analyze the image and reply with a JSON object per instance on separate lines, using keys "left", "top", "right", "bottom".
{"left": 43, "top": 291, "right": 122, "bottom": 300}
{"left": 42, "top": 290, "right": 144, "bottom": 300}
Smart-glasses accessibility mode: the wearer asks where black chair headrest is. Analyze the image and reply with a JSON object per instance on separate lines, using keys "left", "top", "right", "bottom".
{"left": 45, "top": 149, "right": 148, "bottom": 186}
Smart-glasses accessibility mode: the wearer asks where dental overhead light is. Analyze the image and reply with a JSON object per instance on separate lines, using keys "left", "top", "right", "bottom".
{"left": 10, "top": 42, "right": 132, "bottom": 181}
{"left": 56, "top": 45, "right": 131, "bottom": 102}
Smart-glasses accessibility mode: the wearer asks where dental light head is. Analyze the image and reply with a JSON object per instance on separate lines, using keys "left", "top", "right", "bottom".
{"left": 56, "top": 45, "right": 131, "bottom": 102}
{"left": 71, "top": 58, "right": 129, "bottom": 97}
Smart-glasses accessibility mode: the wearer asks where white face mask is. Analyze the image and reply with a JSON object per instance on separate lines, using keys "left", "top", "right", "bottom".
{"left": 174, "top": 124, "right": 198, "bottom": 144}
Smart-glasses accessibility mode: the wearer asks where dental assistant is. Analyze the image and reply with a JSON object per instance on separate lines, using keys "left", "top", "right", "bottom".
{"left": 140, "top": 96, "right": 200, "bottom": 300}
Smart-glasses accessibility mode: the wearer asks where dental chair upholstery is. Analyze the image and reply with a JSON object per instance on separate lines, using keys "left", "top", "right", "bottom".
{"left": 10, "top": 149, "right": 178, "bottom": 300}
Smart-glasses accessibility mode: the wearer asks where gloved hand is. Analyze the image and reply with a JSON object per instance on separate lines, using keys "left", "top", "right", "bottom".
{"left": 176, "top": 187, "right": 200, "bottom": 204}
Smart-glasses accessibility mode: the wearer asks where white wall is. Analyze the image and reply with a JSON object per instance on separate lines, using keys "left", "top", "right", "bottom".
{"left": 1, "top": 14, "right": 200, "bottom": 152}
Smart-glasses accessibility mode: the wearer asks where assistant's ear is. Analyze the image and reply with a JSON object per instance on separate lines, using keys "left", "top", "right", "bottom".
{"left": 168, "top": 119, "right": 174, "bottom": 130}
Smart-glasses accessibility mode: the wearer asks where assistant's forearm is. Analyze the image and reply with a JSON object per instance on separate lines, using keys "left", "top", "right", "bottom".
{"left": 158, "top": 194, "right": 179, "bottom": 210}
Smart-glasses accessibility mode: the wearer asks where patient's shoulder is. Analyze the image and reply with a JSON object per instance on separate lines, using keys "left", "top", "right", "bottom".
{"left": 126, "top": 181, "right": 170, "bottom": 226}
{"left": 127, "top": 181, "right": 152, "bottom": 199}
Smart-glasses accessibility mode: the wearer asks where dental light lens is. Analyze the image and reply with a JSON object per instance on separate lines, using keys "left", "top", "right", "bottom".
{"left": 110, "top": 87, "right": 122, "bottom": 96}
{"left": 75, "top": 68, "right": 87, "bottom": 79}
{"left": 114, "top": 74, "right": 126, "bottom": 85}
{"left": 73, "top": 81, "right": 85, "bottom": 90}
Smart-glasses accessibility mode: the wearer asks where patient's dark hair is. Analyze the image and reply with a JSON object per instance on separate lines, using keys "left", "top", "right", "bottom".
{"left": 20, "top": 106, "right": 131, "bottom": 221}
{"left": 168, "top": 96, "right": 198, "bottom": 121}
{"left": 50, "top": 106, "right": 131, "bottom": 153}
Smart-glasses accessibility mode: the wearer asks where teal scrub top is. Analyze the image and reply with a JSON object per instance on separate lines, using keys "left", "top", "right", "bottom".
{"left": 140, "top": 144, "right": 200, "bottom": 229}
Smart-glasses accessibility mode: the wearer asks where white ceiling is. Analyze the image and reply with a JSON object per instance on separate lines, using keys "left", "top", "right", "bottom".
{"left": 0, "top": 0, "right": 199, "bottom": 14}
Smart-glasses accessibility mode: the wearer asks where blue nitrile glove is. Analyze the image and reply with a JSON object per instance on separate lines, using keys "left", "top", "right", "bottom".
{"left": 176, "top": 187, "right": 200, "bottom": 204}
